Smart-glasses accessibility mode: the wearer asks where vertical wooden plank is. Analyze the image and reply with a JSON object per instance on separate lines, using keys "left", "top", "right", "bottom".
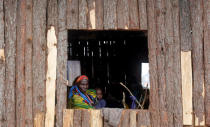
{"left": 63, "top": 109, "right": 74, "bottom": 127}
{"left": 82, "top": 109, "right": 91, "bottom": 127}
{"left": 4, "top": 0, "right": 17, "bottom": 126}
{"left": 73, "top": 109, "right": 82, "bottom": 127}
{"left": 137, "top": 110, "right": 151, "bottom": 127}
{"left": 104, "top": 0, "right": 117, "bottom": 29}
{"left": 171, "top": 0, "right": 183, "bottom": 126}
{"left": 16, "top": 0, "right": 26, "bottom": 126}
{"left": 67, "top": 0, "right": 79, "bottom": 29}
{"left": 179, "top": 0, "right": 192, "bottom": 51}
{"left": 87, "top": 0, "right": 96, "bottom": 29}
{"left": 129, "top": 0, "right": 139, "bottom": 29}
{"left": 190, "top": 1, "right": 205, "bottom": 126}
{"left": 119, "top": 110, "right": 130, "bottom": 127}
{"left": 147, "top": 0, "right": 160, "bottom": 126}
{"left": 25, "top": 1, "right": 33, "bottom": 127}
{"left": 181, "top": 51, "right": 193, "bottom": 125}
{"left": 56, "top": 0, "right": 67, "bottom": 126}
{"left": 117, "top": 0, "right": 129, "bottom": 29}
{"left": 79, "top": 0, "right": 88, "bottom": 29}
{"left": 47, "top": 0, "right": 58, "bottom": 35}
{"left": 45, "top": 26, "right": 57, "bottom": 127}
{"left": 155, "top": 0, "right": 168, "bottom": 126}
{"left": 25, "top": 0, "right": 33, "bottom": 126}
{"left": 164, "top": 0, "right": 174, "bottom": 126}
{"left": 204, "top": 0, "right": 210, "bottom": 126}
{"left": 95, "top": 0, "right": 103, "bottom": 29}
{"left": 0, "top": 0, "right": 5, "bottom": 126}
{"left": 138, "top": 0, "right": 147, "bottom": 30}
{"left": 34, "top": 112, "right": 45, "bottom": 127}
{"left": 32, "top": 0, "right": 47, "bottom": 117}
{"left": 129, "top": 110, "right": 137, "bottom": 127}
{"left": 90, "top": 110, "right": 103, "bottom": 127}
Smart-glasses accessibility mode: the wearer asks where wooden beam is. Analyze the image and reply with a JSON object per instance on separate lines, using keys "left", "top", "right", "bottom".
{"left": 117, "top": 0, "right": 129, "bottom": 29}
{"left": 16, "top": 0, "right": 26, "bottom": 126}
{"left": 190, "top": 1, "right": 205, "bottom": 126}
{"left": 179, "top": 0, "right": 192, "bottom": 51}
{"left": 34, "top": 112, "right": 45, "bottom": 127}
{"left": 171, "top": 0, "right": 183, "bottom": 126}
{"left": 73, "top": 109, "right": 82, "bottom": 127}
{"left": 56, "top": 0, "right": 68, "bottom": 126}
{"left": 79, "top": 0, "right": 88, "bottom": 29}
{"left": 129, "top": 110, "right": 137, "bottom": 127}
{"left": 4, "top": 0, "right": 17, "bottom": 126}
{"left": 90, "top": 110, "right": 103, "bottom": 127}
{"left": 138, "top": 0, "right": 147, "bottom": 30}
{"left": 146, "top": 0, "right": 160, "bottom": 126}
{"left": 204, "top": 0, "right": 210, "bottom": 125}
{"left": 25, "top": 0, "right": 33, "bottom": 126}
{"left": 63, "top": 109, "right": 74, "bottom": 127}
{"left": 45, "top": 26, "right": 57, "bottom": 127}
{"left": 181, "top": 51, "right": 193, "bottom": 125}
{"left": 137, "top": 110, "right": 151, "bottom": 127}
{"left": 119, "top": 110, "right": 130, "bottom": 127}
{"left": 47, "top": 0, "right": 58, "bottom": 35}
{"left": 67, "top": 0, "right": 79, "bottom": 29}
{"left": 87, "top": 0, "right": 96, "bottom": 29}
{"left": 129, "top": 0, "right": 139, "bottom": 29}
{"left": 95, "top": 0, "right": 103, "bottom": 30}
{"left": 82, "top": 109, "right": 91, "bottom": 127}
{"left": 32, "top": 0, "right": 47, "bottom": 116}
{"left": 104, "top": 0, "right": 117, "bottom": 29}
{"left": 0, "top": 0, "right": 5, "bottom": 126}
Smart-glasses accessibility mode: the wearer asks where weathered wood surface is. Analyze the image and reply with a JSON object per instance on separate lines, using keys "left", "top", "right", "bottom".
{"left": 73, "top": 109, "right": 82, "bottom": 127}
{"left": 95, "top": 0, "right": 103, "bottom": 29}
{"left": 137, "top": 110, "right": 151, "bottom": 127}
{"left": 138, "top": 0, "right": 147, "bottom": 30}
{"left": 190, "top": 1, "right": 205, "bottom": 126}
{"left": 117, "top": 0, "right": 129, "bottom": 29}
{"left": 181, "top": 51, "right": 193, "bottom": 125}
{"left": 90, "top": 110, "right": 103, "bottom": 127}
{"left": 82, "top": 109, "right": 91, "bottom": 127}
{"left": 32, "top": 0, "right": 47, "bottom": 117}
{"left": 25, "top": 0, "right": 33, "bottom": 126}
{"left": 45, "top": 26, "right": 57, "bottom": 127}
{"left": 129, "top": 110, "right": 137, "bottom": 127}
{"left": 34, "top": 112, "right": 45, "bottom": 127}
{"left": 0, "top": 0, "right": 5, "bottom": 126}
{"left": 171, "top": 0, "right": 183, "bottom": 126}
{"left": 119, "top": 110, "right": 130, "bottom": 127}
{"left": 204, "top": 0, "right": 210, "bottom": 126}
{"left": 87, "top": 0, "right": 96, "bottom": 29}
{"left": 63, "top": 109, "right": 74, "bottom": 127}
{"left": 47, "top": 0, "right": 58, "bottom": 35}
{"left": 4, "top": 0, "right": 17, "bottom": 126}
{"left": 104, "top": 0, "right": 117, "bottom": 29}
{"left": 79, "top": 0, "right": 88, "bottom": 29}
{"left": 16, "top": 0, "right": 26, "bottom": 126}
{"left": 129, "top": 0, "right": 139, "bottom": 29}
{"left": 67, "top": 0, "right": 79, "bottom": 29}
{"left": 56, "top": 0, "right": 68, "bottom": 126}
{"left": 179, "top": 0, "right": 192, "bottom": 51}
{"left": 147, "top": 0, "right": 160, "bottom": 126}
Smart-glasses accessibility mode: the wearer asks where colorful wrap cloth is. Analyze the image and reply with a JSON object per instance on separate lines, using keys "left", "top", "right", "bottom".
{"left": 68, "top": 85, "right": 96, "bottom": 109}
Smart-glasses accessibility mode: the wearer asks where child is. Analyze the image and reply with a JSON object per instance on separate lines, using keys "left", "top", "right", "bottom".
{"left": 95, "top": 88, "right": 106, "bottom": 109}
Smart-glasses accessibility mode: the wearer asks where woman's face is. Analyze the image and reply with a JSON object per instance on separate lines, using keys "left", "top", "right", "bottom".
{"left": 78, "top": 79, "right": 89, "bottom": 93}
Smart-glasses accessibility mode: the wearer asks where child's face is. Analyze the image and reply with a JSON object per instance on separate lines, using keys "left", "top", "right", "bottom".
{"left": 96, "top": 89, "right": 103, "bottom": 100}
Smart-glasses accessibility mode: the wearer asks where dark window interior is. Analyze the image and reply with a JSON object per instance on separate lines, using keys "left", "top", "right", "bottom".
{"left": 68, "top": 30, "right": 149, "bottom": 109}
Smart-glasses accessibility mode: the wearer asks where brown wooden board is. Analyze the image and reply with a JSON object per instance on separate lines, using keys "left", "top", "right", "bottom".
{"left": 129, "top": 0, "right": 139, "bottom": 29}
{"left": 146, "top": 0, "right": 160, "bottom": 126}
{"left": 95, "top": 0, "right": 103, "bottom": 29}
{"left": 32, "top": 0, "right": 47, "bottom": 119}
{"left": 63, "top": 109, "right": 74, "bottom": 127}
{"left": 79, "top": 0, "right": 88, "bottom": 29}
{"left": 138, "top": 0, "right": 147, "bottom": 30}
{"left": 87, "top": 0, "right": 96, "bottom": 29}
{"left": 155, "top": 0, "right": 168, "bottom": 126}
{"left": 0, "top": 0, "right": 5, "bottom": 126}
{"left": 56, "top": 0, "right": 68, "bottom": 126}
{"left": 82, "top": 109, "right": 91, "bottom": 127}
{"left": 47, "top": 0, "right": 58, "bottom": 35}
{"left": 67, "top": 0, "right": 79, "bottom": 29}
{"left": 34, "top": 112, "right": 45, "bottom": 127}
{"left": 119, "top": 110, "right": 130, "bottom": 127}
{"left": 204, "top": 0, "right": 210, "bottom": 125}
{"left": 171, "top": 0, "right": 183, "bottom": 126}
{"left": 190, "top": 1, "right": 205, "bottom": 126}
{"left": 104, "top": 0, "right": 117, "bottom": 29}
{"left": 25, "top": 0, "right": 33, "bottom": 126}
{"left": 164, "top": 0, "right": 174, "bottom": 126}
{"left": 137, "top": 110, "right": 151, "bottom": 127}
{"left": 117, "top": 0, "right": 129, "bottom": 29}
{"left": 73, "top": 109, "right": 82, "bottom": 127}
{"left": 179, "top": 0, "right": 192, "bottom": 51}
{"left": 16, "top": 0, "right": 26, "bottom": 126}
{"left": 4, "top": 0, "right": 17, "bottom": 126}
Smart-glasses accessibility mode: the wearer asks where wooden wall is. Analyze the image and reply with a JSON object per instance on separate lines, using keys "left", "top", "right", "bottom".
{"left": 0, "top": 0, "right": 210, "bottom": 127}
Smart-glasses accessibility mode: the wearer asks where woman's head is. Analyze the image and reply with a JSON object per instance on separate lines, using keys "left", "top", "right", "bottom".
{"left": 75, "top": 75, "right": 89, "bottom": 93}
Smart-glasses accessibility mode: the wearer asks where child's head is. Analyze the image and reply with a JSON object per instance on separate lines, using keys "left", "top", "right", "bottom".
{"left": 96, "top": 88, "right": 103, "bottom": 100}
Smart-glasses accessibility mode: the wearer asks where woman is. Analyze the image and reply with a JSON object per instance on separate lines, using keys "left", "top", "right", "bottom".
{"left": 68, "top": 75, "right": 96, "bottom": 109}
